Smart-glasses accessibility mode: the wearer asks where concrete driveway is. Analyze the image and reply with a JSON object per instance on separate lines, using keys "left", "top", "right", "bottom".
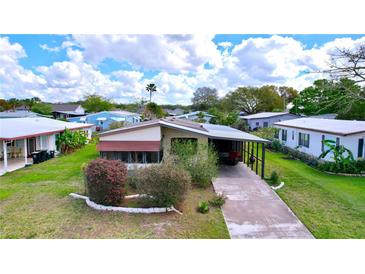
{"left": 213, "top": 163, "right": 313, "bottom": 239}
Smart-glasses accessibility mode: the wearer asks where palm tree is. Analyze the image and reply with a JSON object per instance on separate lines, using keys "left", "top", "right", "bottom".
{"left": 146, "top": 83, "right": 157, "bottom": 103}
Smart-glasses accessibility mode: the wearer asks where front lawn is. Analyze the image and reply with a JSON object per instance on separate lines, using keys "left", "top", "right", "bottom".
{"left": 0, "top": 144, "right": 229, "bottom": 239}
{"left": 265, "top": 150, "right": 365, "bottom": 238}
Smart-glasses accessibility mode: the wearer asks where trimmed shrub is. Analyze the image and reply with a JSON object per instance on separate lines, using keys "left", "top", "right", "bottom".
{"left": 197, "top": 201, "right": 210, "bottom": 214}
{"left": 171, "top": 140, "right": 218, "bottom": 188}
{"left": 269, "top": 170, "right": 280, "bottom": 185}
{"left": 84, "top": 158, "right": 128, "bottom": 206}
{"left": 136, "top": 158, "right": 191, "bottom": 207}
{"left": 209, "top": 194, "right": 226, "bottom": 207}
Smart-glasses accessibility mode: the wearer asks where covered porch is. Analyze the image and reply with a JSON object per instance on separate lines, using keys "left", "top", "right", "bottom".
{"left": 0, "top": 135, "right": 56, "bottom": 175}
{"left": 0, "top": 157, "right": 33, "bottom": 175}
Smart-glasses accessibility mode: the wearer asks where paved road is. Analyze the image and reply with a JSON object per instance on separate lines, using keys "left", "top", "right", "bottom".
{"left": 213, "top": 163, "right": 314, "bottom": 239}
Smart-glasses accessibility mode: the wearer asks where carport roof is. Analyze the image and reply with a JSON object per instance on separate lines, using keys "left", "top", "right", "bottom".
{"left": 100, "top": 118, "right": 268, "bottom": 143}
{"left": 0, "top": 117, "right": 93, "bottom": 140}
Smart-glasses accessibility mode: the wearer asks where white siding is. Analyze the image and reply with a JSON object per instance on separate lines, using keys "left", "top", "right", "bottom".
{"left": 276, "top": 125, "right": 365, "bottom": 161}
{"left": 246, "top": 114, "right": 298, "bottom": 130}
{"left": 100, "top": 126, "right": 161, "bottom": 141}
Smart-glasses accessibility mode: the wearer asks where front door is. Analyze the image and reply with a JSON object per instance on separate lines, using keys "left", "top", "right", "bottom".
{"left": 27, "top": 137, "right": 37, "bottom": 156}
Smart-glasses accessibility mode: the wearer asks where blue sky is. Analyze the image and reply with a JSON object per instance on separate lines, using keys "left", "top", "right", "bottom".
{"left": 1, "top": 34, "right": 364, "bottom": 104}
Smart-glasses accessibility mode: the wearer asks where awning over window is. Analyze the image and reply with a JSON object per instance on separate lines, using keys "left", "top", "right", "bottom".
{"left": 97, "top": 141, "right": 161, "bottom": 152}
{"left": 96, "top": 117, "right": 107, "bottom": 121}
{"left": 111, "top": 117, "right": 126, "bottom": 122}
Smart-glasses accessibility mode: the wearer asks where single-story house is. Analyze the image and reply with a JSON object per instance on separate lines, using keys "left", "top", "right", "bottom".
{"left": 51, "top": 104, "right": 85, "bottom": 119}
{"left": 274, "top": 118, "right": 365, "bottom": 161}
{"left": 0, "top": 117, "right": 93, "bottom": 174}
{"left": 175, "top": 111, "right": 215, "bottom": 123}
{"left": 68, "top": 111, "right": 141, "bottom": 132}
{"left": 97, "top": 118, "right": 268, "bottom": 177}
{"left": 240, "top": 112, "right": 300, "bottom": 130}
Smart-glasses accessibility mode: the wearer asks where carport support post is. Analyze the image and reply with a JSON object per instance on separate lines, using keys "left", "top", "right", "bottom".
{"left": 246, "top": 142, "right": 250, "bottom": 167}
{"left": 24, "top": 138, "right": 28, "bottom": 165}
{"left": 251, "top": 143, "right": 254, "bottom": 170}
{"left": 242, "top": 141, "right": 245, "bottom": 164}
{"left": 256, "top": 142, "right": 259, "bottom": 174}
{"left": 3, "top": 141, "right": 8, "bottom": 172}
{"left": 261, "top": 143, "right": 265, "bottom": 179}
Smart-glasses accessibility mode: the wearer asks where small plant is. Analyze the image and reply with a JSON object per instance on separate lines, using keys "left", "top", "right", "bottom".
{"left": 197, "top": 201, "right": 210, "bottom": 214}
{"left": 269, "top": 170, "right": 280, "bottom": 185}
{"left": 209, "top": 194, "right": 226, "bottom": 207}
{"left": 84, "top": 158, "right": 128, "bottom": 206}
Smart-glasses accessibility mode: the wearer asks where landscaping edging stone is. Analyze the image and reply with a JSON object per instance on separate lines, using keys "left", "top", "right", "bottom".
{"left": 69, "top": 193, "right": 183, "bottom": 214}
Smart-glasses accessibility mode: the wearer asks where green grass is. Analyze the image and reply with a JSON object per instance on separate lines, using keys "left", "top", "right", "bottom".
{"left": 265, "top": 150, "right": 365, "bottom": 239}
{"left": 0, "top": 143, "right": 229, "bottom": 239}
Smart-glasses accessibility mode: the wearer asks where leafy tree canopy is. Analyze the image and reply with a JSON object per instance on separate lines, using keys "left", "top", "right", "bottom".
{"left": 291, "top": 78, "right": 365, "bottom": 120}
{"left": 222, "top": 85, "right": 284, "bottom": 114}
{"left": 192, "top": 87, "right": 219, "bottom": 111}
{"left": 31, "top": 102, "right": 52, "bottom": 115}
{"left": 82, "top": 94, "right": 114, "bottom": 113}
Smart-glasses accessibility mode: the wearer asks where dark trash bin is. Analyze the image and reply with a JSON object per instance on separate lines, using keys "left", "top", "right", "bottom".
{"left": 31, "top": 151, "right": 41, "bottom": 164}
{"left": 48, "top": 150, "right": 55, "bottom": 159}
{"left": 40, "top": 150, "right": 48, "bottom": 162}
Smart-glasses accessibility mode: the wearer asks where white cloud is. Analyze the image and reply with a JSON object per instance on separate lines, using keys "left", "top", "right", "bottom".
{"left": 72, "top": 34, "right": 222, "bottom": 73}
{"left": 2, "top": 35, "right": 365, "bottom": 105}
{"left": 0, "top": 37, "right": 46, "bottom": 99}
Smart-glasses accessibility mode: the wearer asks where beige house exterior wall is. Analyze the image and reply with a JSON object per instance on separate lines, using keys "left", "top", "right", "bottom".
{"left": 161, "top": 127, "right": 208, "bottom": 155}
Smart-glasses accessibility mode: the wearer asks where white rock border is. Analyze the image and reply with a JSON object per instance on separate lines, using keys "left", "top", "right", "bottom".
{"left": 69, "top": 193, "right": 183, "bottom": 215}
{"left": 271, "top": 182, "right": 285, "bottom": 190}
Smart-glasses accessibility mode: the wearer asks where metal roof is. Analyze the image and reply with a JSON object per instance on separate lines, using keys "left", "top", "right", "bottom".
{"left": 241, "top": 112, "right": 295, "bottom": 119}
{"left": 51, "top": 104, "right": 82, "bottom": 112}
{"left": 0, "top": 117, "right": 93, "bottom": 140}
{"left": 275, "top": 118, "right": 365, "bottom": 136}
{"left": 100, "top": 118, "right": 268, "bottom": 143}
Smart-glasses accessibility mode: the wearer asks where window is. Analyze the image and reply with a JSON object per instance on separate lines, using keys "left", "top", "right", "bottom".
{"left": 263, "top": 122, "right": 268, "bottom": 128}
{"left": 321, "top": 135, "right": 325, "bottom": 152}
{"left": 298, "top": 132, "right": 310, "bottom": 148}
{"left": 101, "top": 151, "right": 160, "bottom": 163}
{"left": 292, "top": 131, "right": 295, "bottom": 140}
{"left": 281, "top": 129, "right": 287, "bottom": 141}
{"left": 358, "top": 139, "right": 364, "bottom": 158}
{"left": 256, "top": 122, "right": 259, "bottom": 126}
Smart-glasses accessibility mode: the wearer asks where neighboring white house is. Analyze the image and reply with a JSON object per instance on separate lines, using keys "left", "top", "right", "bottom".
{"left": 175, "top": 111, "right": 215, "bottom": 123}
{"left": 0, "top": 117, "right": 93, "bottom": 174}
{"left": 241, "top": 112, "right": 300, "bottom": 130}
{"left": 274, "top": 118, "right": 365, "bottom": 161}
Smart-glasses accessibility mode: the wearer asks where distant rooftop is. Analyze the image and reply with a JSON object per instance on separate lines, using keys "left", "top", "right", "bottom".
{"left": 175, "top": 111, "right": 214, "bottom": 118}
{"left": 275, "top": 118, "right": 365, "bottom": 136}
{"left": 51, "top": 104, "right": 82, "bottom": 112}
{"left": 0, "top": 110, "right": 40, "bottom": 119}
{"left": 241, "top": 112, "right": 295, "bottom": 119}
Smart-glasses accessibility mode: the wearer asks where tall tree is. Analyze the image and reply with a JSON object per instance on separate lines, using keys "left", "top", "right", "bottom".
{"left": 222, "top": 86, "right": 284, "bottom": 114}
{"left": 191, "top": 87, "right": 219, "bottom": 111}
{"left": 146, "top": 83, "right": 157, "bottom": 103}
{"left": 291, "top": 78, "right": 365, "bottom": 120}
{"left": 278, "top": 86, "right": 299, "bottom": 108}
{"left": 7, "top": 98, "right": 21, "bottom": 111}
{"left": 327, "top": 45, "right": 365, "bottom": 87}
{"left": 82, "top": 94, "right": 114, "bottom": 113}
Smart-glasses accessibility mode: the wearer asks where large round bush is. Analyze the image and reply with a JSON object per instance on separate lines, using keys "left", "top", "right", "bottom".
{"left": 84, "top": 158, "right": 127, "bottom": 206}
{"left": 136, "top": 159, "right": 190, "bottom": 208}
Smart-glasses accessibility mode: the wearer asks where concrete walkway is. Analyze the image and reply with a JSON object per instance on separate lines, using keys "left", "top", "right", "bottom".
{"left": 213, "top": 163, "right": 314, "bottom": 239}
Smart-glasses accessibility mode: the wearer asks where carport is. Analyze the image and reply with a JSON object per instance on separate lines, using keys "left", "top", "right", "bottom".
{"left": 203, "top": 123, "right": 268, "bottom": 179}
